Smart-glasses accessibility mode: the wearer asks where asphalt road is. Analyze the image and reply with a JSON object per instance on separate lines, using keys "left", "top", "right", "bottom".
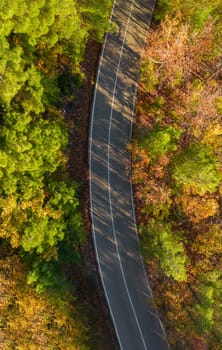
{"left": 89, "top": 1, "right": 170, "bottom": 349}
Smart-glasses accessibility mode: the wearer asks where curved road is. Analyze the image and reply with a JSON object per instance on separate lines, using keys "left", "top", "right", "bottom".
{"left": 89, "top": 1, "right": 170, "bottom": 349}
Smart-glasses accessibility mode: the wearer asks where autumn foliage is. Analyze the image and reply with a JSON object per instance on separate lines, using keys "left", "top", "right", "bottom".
{"left": 132, "top": 5, "right": 222, "bottom": 349}
{"left": 0, "top": 0, "right": 113, "bottom": 348}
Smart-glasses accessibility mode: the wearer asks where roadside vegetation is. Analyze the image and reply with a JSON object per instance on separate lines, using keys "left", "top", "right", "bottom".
{"left": 0, "top": 1, "right": 113, "bottom": 348}
{"left": 131, "top": 1, "right": 222, "bottom": 348}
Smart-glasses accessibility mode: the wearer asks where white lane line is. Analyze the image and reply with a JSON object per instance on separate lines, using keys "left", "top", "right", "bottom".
{"left": 128, "top": 1, "right": 170, "bottom": 344}
{"left": 128, "top": 0, "right": 158, "bottom": 306}
{"left": 89, "top": 0, "right": 168, "bottom": 348}
{"left": 89, "top": 1, "right": 124, "bottom": 349}
{"left": 107, "top": 1, "right": 151, "bottom": 349}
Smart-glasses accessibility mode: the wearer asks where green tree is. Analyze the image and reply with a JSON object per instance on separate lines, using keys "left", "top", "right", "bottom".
{"left": 78, "top": 0, "right": 113, "bottom": 41}
{"left": 0, "top": 0, "right": 113, "bottom": 348}
{"left": 141, "top": 220, "right": 187, "bottom": 282}
{"left": 139, "top": 125, "right": 181, "bottom": 161}
{"left": 172, "top": 144, "right": 222, "bottom": 194}
{"left": 156, "top": 0, "right": 222, "bottom": 32}
{"left": 188, "top": 270, "right": 222, "bottom": 342}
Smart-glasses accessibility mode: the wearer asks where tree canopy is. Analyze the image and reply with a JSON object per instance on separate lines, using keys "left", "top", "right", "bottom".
{"left": 0, "top": 1, "right": 113, "bottom": 348}
{"left": 132, "top": 0, "right": 222, "bottom": 348}
{"left": 172, "top": 144, "right": 222, "bottom": 194}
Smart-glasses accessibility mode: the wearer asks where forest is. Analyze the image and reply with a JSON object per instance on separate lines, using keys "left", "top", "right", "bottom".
{"left": 131, "top": 0, "right": 222, "bottom": 349}
{"left": 0, "top": 1, "right": 113, "bottom": 349}
{"left": 2, "top": 0, "right": 222, "bottom": 349}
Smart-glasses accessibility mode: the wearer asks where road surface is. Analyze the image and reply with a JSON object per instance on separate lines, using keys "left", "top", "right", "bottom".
{"left": 89, "top": 1, "right": 170, "bottom": 349}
